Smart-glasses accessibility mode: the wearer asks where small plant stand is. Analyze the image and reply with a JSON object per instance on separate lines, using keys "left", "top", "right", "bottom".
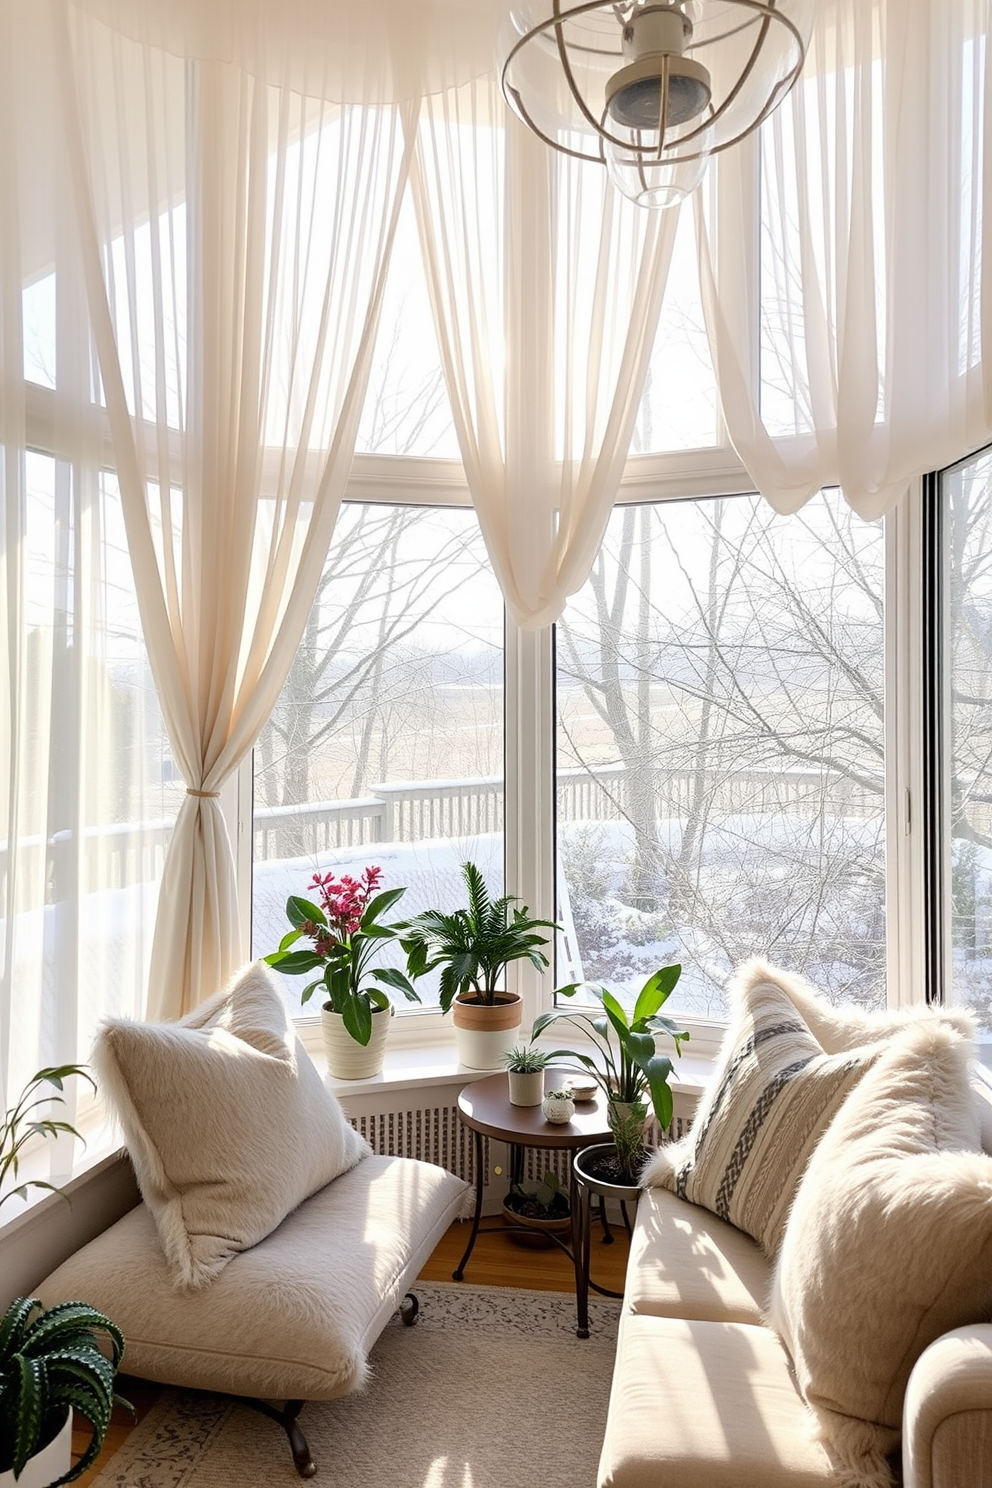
{"left": 454, "top": 1072, "right": 613, "bottom": 1327}
{"left": 572, "top": 1142, "right": 643, "bottom": 1339}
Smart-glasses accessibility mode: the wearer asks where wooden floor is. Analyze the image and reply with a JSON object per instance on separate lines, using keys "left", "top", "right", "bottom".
{"left": 71, "top": 1215, "right": 631, "bottom": 1484}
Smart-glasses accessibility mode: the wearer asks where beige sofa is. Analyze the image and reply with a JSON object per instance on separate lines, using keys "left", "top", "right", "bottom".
{"left": 598, "top": 1055, "right": 992, "bottom": 1488}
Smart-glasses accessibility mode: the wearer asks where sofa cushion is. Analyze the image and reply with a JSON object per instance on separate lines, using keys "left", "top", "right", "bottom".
{"left": 740, "top": 956, "right": 972, "bottom": 1055}
{"left": 746, "top": 956, "right": 992, "bottom": 1154}
{"left": 598, "top": 1313, "right": 838, "bottom": 1488}
{"left": 626, "top": 1187, "right": 769, "bottom": 1325}
{"left": 769, "top": 1020, "right": 992, "bottom": 1488}
{"left": 642, "top": 966, "right": 878, "bottom": 1254}
{"left": 93, "top": 961, "right": 370, "bottom": 1290}
{"left": 36, "top": 1153, "right": 470, "bottom": 1400}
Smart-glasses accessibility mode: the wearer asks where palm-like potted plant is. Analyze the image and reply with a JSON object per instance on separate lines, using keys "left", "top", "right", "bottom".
{"left": 264, "top": 866, "right": 421, "bottom": 1079}
{"left": 532, "top": 964, "right": 688, "bottom": 1184}
{"left": 1, "top": 1066, "right": 129, "bottom": 1488}
{"left": 400, "top": 862, "right": 557, "bottom": 1069}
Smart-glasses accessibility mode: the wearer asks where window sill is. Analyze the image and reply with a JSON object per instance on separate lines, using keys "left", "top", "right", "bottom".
{"left": 313, "top": 1037, "right": 714, "bottom": 1102}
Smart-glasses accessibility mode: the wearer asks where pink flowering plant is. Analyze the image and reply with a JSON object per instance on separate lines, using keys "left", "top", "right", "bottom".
{"left": 263, "top": 867, "right": 420, "bottom": 1046}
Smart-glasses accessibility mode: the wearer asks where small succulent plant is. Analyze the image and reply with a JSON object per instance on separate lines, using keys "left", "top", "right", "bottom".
{"left": 501, "top": 1044, "right": 553, "bottom": 1073}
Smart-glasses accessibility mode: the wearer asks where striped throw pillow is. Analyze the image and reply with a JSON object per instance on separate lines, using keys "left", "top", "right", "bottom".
{"left": 642, "top": 968, "right": 880, "bottom": 1255}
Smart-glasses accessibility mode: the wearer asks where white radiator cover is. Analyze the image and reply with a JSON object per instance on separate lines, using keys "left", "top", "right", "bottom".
{"left": 344, "top": 1087, "right": 697, "bottom": 1196}
{"left": 350, "top": 1103, "right": 481, "bottom": 1184}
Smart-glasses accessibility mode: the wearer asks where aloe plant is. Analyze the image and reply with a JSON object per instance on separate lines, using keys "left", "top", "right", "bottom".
{"left": 400, "top": 862, "right": 557, "bottom": 1010}
{"left": 0, "top": 1297, "right": 129, "bottom": 1484}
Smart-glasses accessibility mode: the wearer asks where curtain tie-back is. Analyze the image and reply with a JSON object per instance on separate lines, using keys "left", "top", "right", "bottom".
{"left": 186, "top": 787, "right": 221, "bottom": 799}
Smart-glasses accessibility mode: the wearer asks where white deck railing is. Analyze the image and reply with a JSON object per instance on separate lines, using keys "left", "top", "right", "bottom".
{"left": 251, "top": 763, "right": 883, "bottom": 861}
{"left": 1, "top": 763, "right": 886, "bottom": 908}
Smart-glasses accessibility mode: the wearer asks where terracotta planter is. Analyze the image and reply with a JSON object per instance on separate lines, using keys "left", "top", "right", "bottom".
{"left": 452, "top": 991, "right": 522, "bottom": 1070}
{"left": 0, "top": 1409, "right": 72, "bottom": 1488}
{"left": 321, "top": 1004, "right": 392, "bottom": 1079}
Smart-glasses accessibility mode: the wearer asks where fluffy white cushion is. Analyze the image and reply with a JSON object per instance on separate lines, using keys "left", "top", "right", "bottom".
{"left": 737, "top": 957, "right": 972, "bottom": 1054}
{"left": 642, "top": 964, "right": 880, "bottom": 1255}
{"left": 93, "top": 961, "right": 370, "bottom": 1291}
{"left": 769, "top": 1019, "right": 992, "bottom": 1488}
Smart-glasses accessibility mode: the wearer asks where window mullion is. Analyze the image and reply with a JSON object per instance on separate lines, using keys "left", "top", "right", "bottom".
{"left": 884, "top": 481, "right": 929, "bottom": 1008}
{"left": 505, "top": 614, "right": 556, "bottom": 1030}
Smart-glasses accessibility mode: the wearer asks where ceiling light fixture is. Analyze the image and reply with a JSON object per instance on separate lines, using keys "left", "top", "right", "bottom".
{"left": 499, "top": 0, "right": 814, "bottom": 208}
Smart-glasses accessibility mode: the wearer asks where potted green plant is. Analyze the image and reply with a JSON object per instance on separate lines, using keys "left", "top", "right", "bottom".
{"left": 501, "top": 1168, "right": 571, "bottom": 1243}
{"left": 1, "top": 1066, "right": 129, "bottom": 1488}
{"left": 532, "top": 964, "right": 688, "bottom": 1184}
{"left": 0, "top": 1298, "right": 128, "bottom": 1488}
{"left": 501, "top": 1044, "right": 553, "bottom": 1106}
{"left": 264, "top": 866, "right": 421, "bottom": 1079}
{"left": 400, "top": 862, "right": 557, "bottom": 1069}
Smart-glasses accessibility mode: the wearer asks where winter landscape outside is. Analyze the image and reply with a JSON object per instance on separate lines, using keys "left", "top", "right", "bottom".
{"left": 250, "top": 488, "right": 890, "bottom": 1024}
{"left": 946, "top": 449, "right": 992, "bottom": 1026}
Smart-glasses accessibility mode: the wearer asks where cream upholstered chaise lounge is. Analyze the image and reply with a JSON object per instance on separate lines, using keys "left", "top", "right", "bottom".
{"left": 36, "top": 963, "right": 471, "bottom": 1477}
{"left": 598, "top": 960, "right": 992, "bottom": 1488}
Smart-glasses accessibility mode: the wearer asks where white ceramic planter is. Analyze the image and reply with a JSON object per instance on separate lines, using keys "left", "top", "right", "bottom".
{"left": 542, "top": 1091, "right": 576, "bottom": 1124}
{"left": 321, "top": 1004, "right": 392, "bottom": 1079}
{"left": 0, "top": 1409, "right": 72, "bottom": 1488}
{"left": 507, "top": 1069, "right": 545, "bottom": 1106}
{"left": 452, "top": 992, "right": 522, "bottom": 1071}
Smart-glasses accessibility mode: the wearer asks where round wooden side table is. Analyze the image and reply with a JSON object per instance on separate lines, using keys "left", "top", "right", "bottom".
{"left": 454, "top": 1071, "right": 612, "bottom": 1327}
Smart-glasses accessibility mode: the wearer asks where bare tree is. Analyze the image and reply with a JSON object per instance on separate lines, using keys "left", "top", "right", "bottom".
{"left": 558, "top": 495, "right": 888, "bottom": 1010}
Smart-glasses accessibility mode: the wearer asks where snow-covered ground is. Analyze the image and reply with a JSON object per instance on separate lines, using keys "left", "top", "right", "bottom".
{"left": 5, "top": 816, "right": 987, "bottom": 1085}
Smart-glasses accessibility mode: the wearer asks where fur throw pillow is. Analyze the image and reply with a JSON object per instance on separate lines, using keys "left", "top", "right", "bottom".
{"left": 641, "top": 963, "right": 881, "bottom": 1255}
{"left": 736, "top": 957, "right": 972, "bottom": 1054}
{"left": 769, "top": 1020, "right": 992, "bottom": 1488}
{"left": 93, "top": 961, "right": 370, "bottom": 1290}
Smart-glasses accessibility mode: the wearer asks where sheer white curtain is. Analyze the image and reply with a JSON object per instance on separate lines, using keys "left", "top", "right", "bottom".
{"left": 410, "top": 78, "right": 680, "bottom": 629}
{"left": 54, "top": 2, "right": 417, "bottom": 1017}
{"left": 696, "top": 0, "right": 992, "bottom": 519}
{"left": 1, "top": 0, "right": 169, "bottom": 1111}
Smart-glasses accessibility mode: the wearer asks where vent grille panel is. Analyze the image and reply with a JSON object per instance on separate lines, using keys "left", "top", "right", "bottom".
{"left": 350, "top": 1089, "right": 696, "bottom": 1191}
{"left": 522, "top": 1147, "right": 572, "bottom": 1185}
{"left": 351, "top": 1105, "right": 484, "bottom": 1185}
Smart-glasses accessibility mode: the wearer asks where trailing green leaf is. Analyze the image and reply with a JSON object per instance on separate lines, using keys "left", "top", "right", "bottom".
{"left": 1, "top": 1068, "right": 94, "bottom": 1214}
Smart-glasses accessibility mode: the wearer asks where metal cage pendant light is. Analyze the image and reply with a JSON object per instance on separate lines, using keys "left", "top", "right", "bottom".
{"left": 499, "top": 0, "right": 815, "bottom": 207}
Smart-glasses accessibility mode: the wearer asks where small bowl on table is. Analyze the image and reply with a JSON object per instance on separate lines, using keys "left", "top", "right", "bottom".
{"left": 562, "top": 1076, "right": 598, "bottom": 1104}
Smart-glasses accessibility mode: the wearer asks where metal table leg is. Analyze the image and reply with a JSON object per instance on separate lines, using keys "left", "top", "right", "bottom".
{"left": 452, "top": 1128, "right": 485, "bottom": 1280}
{"left": 573, "top": 1167, "right": 592, "bottom": 1339}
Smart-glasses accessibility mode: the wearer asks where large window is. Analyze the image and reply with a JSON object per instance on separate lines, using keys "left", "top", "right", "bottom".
{"left": 557, "top": 490, "right": 886, "bottom": 1019}
{"left": 941, "top": 448, "right": 992, "bottom": 1027}
{"left": 2, "top": 450, "right": 174, "bottom": 1098}
{"left": 251, "top": 502, "right": 504, "bottom": 1012}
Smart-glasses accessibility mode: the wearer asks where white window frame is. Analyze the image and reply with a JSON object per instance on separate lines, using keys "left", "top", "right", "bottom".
{"left": 234, "top": 442, "right": 923, "bottom": 1073}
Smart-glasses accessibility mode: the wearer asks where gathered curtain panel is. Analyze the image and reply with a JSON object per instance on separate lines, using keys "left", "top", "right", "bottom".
{"left": 409, "top": 79, "right": 680, "bottom": 630}
{"left": 696, "top": 0, "right": 992, "bottom": 520}
{"left": 54, "top": 1, "right": 416, "bottom": 1018}
{"left": 2, "top": 0, "right": 167, "bottom": 1122}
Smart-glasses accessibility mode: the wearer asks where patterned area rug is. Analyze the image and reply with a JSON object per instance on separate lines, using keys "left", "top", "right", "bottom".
{"left": 92, "top": 1283, "right": 621, "bottom": 1488}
